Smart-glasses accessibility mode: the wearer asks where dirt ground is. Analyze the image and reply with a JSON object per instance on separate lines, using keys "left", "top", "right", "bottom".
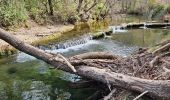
{"left": 0, "top": 23, "right": 74, "bottom": 52}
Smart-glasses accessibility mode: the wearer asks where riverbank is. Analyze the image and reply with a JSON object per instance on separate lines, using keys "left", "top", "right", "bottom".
{"left": 0, "top": 24, "right": 74, "bottom": 56}
{"left": 0, "top": 20, "right": 109, "bottom": 56}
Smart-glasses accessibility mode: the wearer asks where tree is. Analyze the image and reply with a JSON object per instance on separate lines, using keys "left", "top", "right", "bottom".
{"left": 76, "top": 0, "right": 100, "bottom": 21}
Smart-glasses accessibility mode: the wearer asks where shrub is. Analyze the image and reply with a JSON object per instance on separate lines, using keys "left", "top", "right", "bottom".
{"left": 166, "top": 5, "right": 170, "bottom": 13}
{"left": 0, "top": 0, "right": 28, "bottom": 27}
{"left": 151, "top": 4, "right": 165, "bottom": 19}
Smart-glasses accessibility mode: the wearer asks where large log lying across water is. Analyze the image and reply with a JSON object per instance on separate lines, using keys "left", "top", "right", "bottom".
{"left": 0, "top": 29, "right": 170, "bottom": 99}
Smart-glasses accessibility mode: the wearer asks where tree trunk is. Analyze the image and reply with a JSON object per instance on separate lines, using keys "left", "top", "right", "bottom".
{"left": 48, "top": 0, "right": 54, "bottom": 15}
{"left": 0, "top": 29, "right": 170, "bottom": 99}
{"left": 77, "top": 0, "right": 83, "bottom": 13}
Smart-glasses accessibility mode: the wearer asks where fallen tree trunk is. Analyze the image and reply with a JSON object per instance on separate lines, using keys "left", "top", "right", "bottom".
{"left": 0, "top": 29, "right": 170, "bottom": 99}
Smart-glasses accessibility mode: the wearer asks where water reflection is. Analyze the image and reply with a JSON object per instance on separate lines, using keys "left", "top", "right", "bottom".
{"left": 111, "top": 29, "right": 170, "bottom": 47}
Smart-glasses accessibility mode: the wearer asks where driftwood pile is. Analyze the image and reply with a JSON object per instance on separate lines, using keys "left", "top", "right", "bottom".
{"left": 69, "top": 41, "right": 170, "bottom": 100}
{"left": 0, "top": 29, "right": 170, "bottom": 100}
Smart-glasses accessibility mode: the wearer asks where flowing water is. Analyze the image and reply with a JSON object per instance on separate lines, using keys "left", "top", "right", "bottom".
{"left": 0, "top": 27, "right": 169, "bottom": 100}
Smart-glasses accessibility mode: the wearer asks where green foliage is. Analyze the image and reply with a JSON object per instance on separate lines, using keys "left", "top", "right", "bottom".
{"left": 0, "top": 0, "right": 108, "bottom": 28}
{"left": 147, "top": 2, "right": 167, "bottom": 21}
{"left": 0, "top": 0, "right": 78, "bottom": 27}
{"left": 53, "top": 0, "right": 77, "bottom": 22}
{"left": 1, "top": 0, "right": 168, "bottom": 28}
{"left": 151, "top": 4, "right": 165, "bottom": 19}
{"left": 120, "top": 0, "right": 169, "bottom": 21}
{"left": 0, "top": 0, "right": 28, "bottom": 27}
{"left": 25, "top": 0, "right": 48, "bottom": 24}
{"left": 166, "top": 5, "right": 170, "bottom": 13}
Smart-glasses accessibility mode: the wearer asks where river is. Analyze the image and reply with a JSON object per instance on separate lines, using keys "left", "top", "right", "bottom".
{"left": 0, "top": 27, "right": 169, "bottom": 100}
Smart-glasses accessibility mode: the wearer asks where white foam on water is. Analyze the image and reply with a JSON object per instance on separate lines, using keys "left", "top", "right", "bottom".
{"left": 109, "top": 26, "right": 128, "bottom": 33}
{"left": 140, "top": 22, "right": 148, "bottom": 29}
{"left": 16, "top": 40, "right": 99, "bottom": 62}
{"left": 45, "top": 40, "right": 99, "bottom": 53}
{"left": 16, "top": 52, "right": 36, "bottom": 62}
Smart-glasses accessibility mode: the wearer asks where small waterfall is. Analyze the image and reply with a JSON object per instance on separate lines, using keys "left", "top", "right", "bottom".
{"left": 143, "top": 22, "right": 147, "bottom": 29}
{"left": 54, "top": 35, "right": 92, "bottom": 50}
{"left": 139, "top": 22, "right": 148, "bottom": 29}
{"left": 109, "top": 26, "right": 127, "bottom": 33}
{"left": 116, "top": 26, "right": 122, "bottom": 32}
{"left": 112, "top": 26, "right": 116, "bottom": 33}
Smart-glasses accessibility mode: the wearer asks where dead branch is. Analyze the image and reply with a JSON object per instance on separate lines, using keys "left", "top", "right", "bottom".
{"left": 153, "top": 43, "right": 170, "bottom": 55}
{"left": 57, "top": 53, "right": 76, "bottom": 72}
{"left": 149, "top": 56, "right": 160, "bottom": 68}
{"left": 154, "top": 67, "right": 170, "bottom": 80}
{"left": 71, "top": 52, "right": 120, "bottom": 60}
{"left": 49, "top": 52, "right": 76, "bottom": 72}
{"left": 77, "top": 0, "right": 83, "bottom": 13}
{"left": 133, "top": 91, "right": 148, "bottom": 100}
{"left": 103, "top": 89, "right": 116, "bottom": 100}
{"left": 156, "top": 39, "right": 170, "bottom": 46}
{"left": 84, "top": 0, "right": 98, "bottom": 13}
{"left": 161, "top": 59, "right": 170, "bottom": 65}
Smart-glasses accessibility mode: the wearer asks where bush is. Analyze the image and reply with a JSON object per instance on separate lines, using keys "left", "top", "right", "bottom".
{"left": 25, "top": 0, "right": 48, "bottom": 24}
{"left": 127, "top": 8, "right": 142, "bottom": 15}
{"left": 166, "top": 5, "right": 170, "bottom": 13}
{"left": 0, "top": 0, "right": 108, "bottom": 28}
{"left": 0, "top": 0, "right": 28, "bottom": 27}
{"left": 151, "top": 5, "right": 165, "bottom": 19}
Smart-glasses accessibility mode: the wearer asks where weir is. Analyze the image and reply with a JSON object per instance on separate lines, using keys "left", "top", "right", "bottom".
{"left": 52, "top": 35, "right": 93, "bottom": 50}
{"left": 51, "top": 22, "right": 170, "bottom": 49}
{"left": 109, "top": 26, "right": 127, "bottom": 33}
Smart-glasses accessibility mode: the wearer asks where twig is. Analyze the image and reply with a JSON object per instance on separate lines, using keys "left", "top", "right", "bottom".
{"left": 56, "top": 53, "right": 77, "bottom": 72}
{"left": 133, "top": 91, "right": 148, "bottom": 100}
{"left": 161, "top": 59, "right": 170, "bottom": 65}
{"left": 149, "top": 56, "right": 159, "bottom": 68}
{"left": 153, "top": 43, "right": 170, "bottom": 55}
{"left": 156, "top": 39, "right": 170, "bottom": 46}
{"left": 154, "top": 67, "right": 170, "bottom": 80}
{"left": 103, "top": 89, "right": 116, "bottom": 100}
{"left": 133, "top": 62, "right": 147, "bottom": 76}
{"left": 107, "top": 65, "right": 115, "bottom": 72}
{"left": 49, "top": 52, "right": 77, "bottom": 72}
{"left": 105, "top": 76, "right": 112, "bottom": 92}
